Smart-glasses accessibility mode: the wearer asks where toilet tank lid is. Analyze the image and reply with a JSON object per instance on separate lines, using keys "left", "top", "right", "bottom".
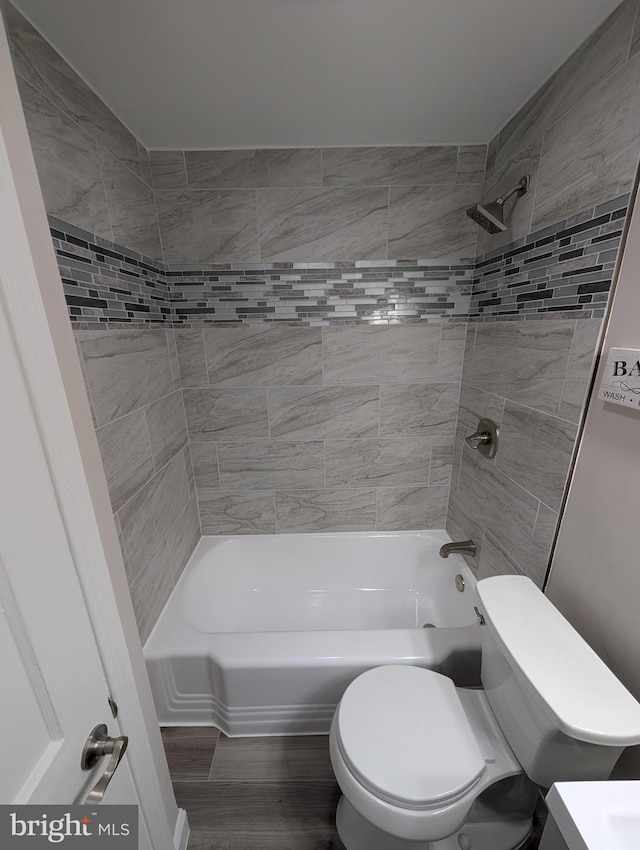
{"left": 476, "top": 576, "right": 640, "bottom": 746}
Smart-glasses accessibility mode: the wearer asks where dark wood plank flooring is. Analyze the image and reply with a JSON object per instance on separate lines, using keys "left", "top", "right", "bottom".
{"left": 161, "top": 728, "right": 345, "bottom": 850}
{"left": 161, "top": 727, "right": 547, "bottom": 850}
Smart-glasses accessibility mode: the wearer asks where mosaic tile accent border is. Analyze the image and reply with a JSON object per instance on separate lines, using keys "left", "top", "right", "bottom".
{"left": 165, "top": 260, "right": 473, "bottom": 325}
{"left": 50, "top": 216, "right": 169, "bottom": 329}
{"left": 470, "top": 194, "right": 629, "bottom": 322}
{"left": 51, "top": 215, "right": 474, "bottom": 327}
{"left": 51, "top": 193, "right": 629, "bottom": 328}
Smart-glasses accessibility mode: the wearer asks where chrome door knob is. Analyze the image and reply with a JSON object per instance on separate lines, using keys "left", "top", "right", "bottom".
{"left": 80, "top": 723, "right": 128, "bottom": 804}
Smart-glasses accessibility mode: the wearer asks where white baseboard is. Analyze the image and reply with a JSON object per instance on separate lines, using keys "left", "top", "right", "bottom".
{"left": 173, "top": 808, "right": 190, "bottom": 850}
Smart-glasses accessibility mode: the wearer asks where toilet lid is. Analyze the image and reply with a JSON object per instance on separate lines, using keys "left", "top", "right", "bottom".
{"left": 336, "top": 665, "right": 486, "bottom": 810}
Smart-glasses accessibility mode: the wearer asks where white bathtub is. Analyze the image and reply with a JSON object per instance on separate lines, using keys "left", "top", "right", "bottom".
{"left": 145, "top": 530, "right": 482, "bottom": 736}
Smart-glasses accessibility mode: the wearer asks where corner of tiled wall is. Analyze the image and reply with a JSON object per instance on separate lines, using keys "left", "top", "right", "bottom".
{"left": 74, "top": 327, "right": 199, "bottom": 641}
{"left": 444, "top": 0, "right": 640, "bottom": 588}
{"left": 10, "top": 0, "right": 640, "bottom": 623}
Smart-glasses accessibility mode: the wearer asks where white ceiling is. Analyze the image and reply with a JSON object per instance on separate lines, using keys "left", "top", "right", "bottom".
{"left": 12, "top": 0, "right": 623, "bottom": 149}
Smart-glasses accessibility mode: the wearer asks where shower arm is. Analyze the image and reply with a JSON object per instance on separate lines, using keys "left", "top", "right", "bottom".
{"left": 496, "top": 175, "right": 530, "bottom": 206}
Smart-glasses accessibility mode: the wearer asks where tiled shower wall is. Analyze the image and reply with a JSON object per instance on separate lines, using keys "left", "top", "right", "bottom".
{"left": 1, "top": 0, "right": 160, "bottom": 259}
{"left": 75, "top": 329, "right": 199, "bottom": 641}
{"left": 176, "top": 323, "right": 464, "bottom": 534}
{"left": 150, "top": 145, "right": 485, "bottom": 264}
{"left": 2, "top": 0, "right": 190, "bottom": 640}
{"left": 446, "top": 0, "right": 640, "bottom": 587}
{"left": 7, "top": 0, "right": 640, "bottom": 634}
{"left": 2, "top": 0, "right": 479, "bottom": 636}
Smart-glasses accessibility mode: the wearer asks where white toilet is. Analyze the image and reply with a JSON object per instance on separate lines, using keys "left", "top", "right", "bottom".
{"left": 329, "top": 575, "right": 640, "bottom": 850}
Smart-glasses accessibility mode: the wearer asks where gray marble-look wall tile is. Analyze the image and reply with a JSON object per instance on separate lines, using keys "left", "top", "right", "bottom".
{"left": 496, "top": 402, "right": 577, "bottom": 512}
{"left": 268, "top": 385, "right": 379, "bottom": 439}
{"left": 467, "top": 321, "right": 574, "bottom": 415}
{"left": 496, "top": 0, "right": 637, "bottom": 169}
{"left": 475, "top": 137, "right": 543, "bottom": 256}
{"left": 485, "top": 132, "right": 499, "bottom": 179}
{"left": 19, "top": 79, "right": 111, "bottom": 239}
{"left": 275, "top": 489, "right": 376, "bottom": 533}
{"left": 631, "top": 0, "right": 640, "bottom": 59}
{"left": 376, "top": 486, "right": 448, "bottom": 531}
{"left": 461, "top": 324, "right": 476, "bottom": 385}
{"left": 198, "top": 489, "right": 276, "bottom": 534}
{"left": 325, "top": 438, "right": 432, "bottom": 487}
{"left": 129, "top": 535, "right": 175, "bottom": 643}
{"left": 380, "top": 383, "right": 459, "bottom": 437}
{"left": 186, "top": 149, "right": 321, "bottom": 188}
{"left": 76, "top": 329, "right": 174, "bottom": 427}
{"left": 456, "top": 146, "right": 487, "bottom": 184}
{"left": 445, "top": 489, "right": 485, "bottom": 571}
{"left": 74, "top": 332, "right": 98, "bottom": 425}
{"left": 114, "top": 513, "right": 129, "bottom": 573}
{"left": 526, "top": 501, "right": 558, "bottom": 588}
{"left": 184, "top": 446, "right": 196, "bottom": 498}
{"left": 216, "top": 440, "right": 324, "bottom": 490}
{"left": 156, "top": 189, "right": 259, "bottom": 263}
{"left": 532, "top": 53, "right": 640, "bottom": 230}
{"left": 166, "top": 496, "right": 201, "bottom": 583}
{"left": 127, "top": 494, "right": 199, "bottom": 641}
{"left": 430, "top": 444, "right": 454, "bottom": 486}
{"left": 149, "top": 150, "right": 187, "bottom": 190}
{"left": 117, "top": 451, "right": 191, "bottom": 580}
{"left": 438, "top": 322, "right": 467, "bottom": 381}
{"left": 95, "top": 408, "right": 154, "bottom": 512}
{"left": 99, "top": 147, "right": 162, "bottom": 259}
{"left": 559, "top": 319, "right": 602, "bottom": 422}
{"left": 322, "top": 325, "right": 442, "bottom": 384}
{"left": 257, "top": 187, "right": 388, "bottom": 262}
{"left": 189, "top": 442, "right": 220, "bottom": 489}
{"left": 175, "top": 329, "right": 208, "bottom": 388}
{"left": 144, "top": 389, "right": 189, "bottom": 469}
{"left": 184, "top": 388, "right": 269, "bottom": 441}
{"left": 477, "top": 531, "right": 525, "bottom": 581}
{"left": 457, "top": 446, "right": 538, "bottom": 566}
{"left": 456, "top": 384, "right": 505, "bottom": 444}
{"left": 205, "top": 326, "right": 322, "bottom": 387}
{"left": 126, "top": 492, "right": 197, "bottom": 581}
{"left": 388, "top": 184, "right": 479, "bottom": 260}
{"left": 4, "top": 1, "right": 141, "bottom": 176}
{"left": 137, "top": 141, "right": 152, "bottom": 187}
{"left": 322, "top": 146, "right": 458, "bottom": 187}
{"left": 165, "top": 329, "right": 181, "bottom": 390}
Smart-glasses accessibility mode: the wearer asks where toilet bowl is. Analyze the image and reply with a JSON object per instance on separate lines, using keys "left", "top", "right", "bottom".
{"left": 329, "top": 576, "right": 640, "bottom": 850}
{"left": 329, "top": 665, "right": 532, "bottom": 850}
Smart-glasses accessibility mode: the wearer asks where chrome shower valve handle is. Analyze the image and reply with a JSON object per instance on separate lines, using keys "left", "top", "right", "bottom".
{"left": 464, "top": 417, "right": 499, "bottom": 459}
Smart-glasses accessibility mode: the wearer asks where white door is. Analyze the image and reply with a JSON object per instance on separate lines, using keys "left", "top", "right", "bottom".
{"left": 0, "top": 291, "right": 132, "bottom": 806}
{"left": 0, "top": 13, "right": 181, "bottom": 850}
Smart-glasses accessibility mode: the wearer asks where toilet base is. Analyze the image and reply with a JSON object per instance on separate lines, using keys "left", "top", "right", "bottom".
{"left": 336, "top": 796, "right": 532, "bottom": 850}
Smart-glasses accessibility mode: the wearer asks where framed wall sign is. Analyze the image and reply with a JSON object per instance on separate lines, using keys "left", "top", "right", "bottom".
{"left": 598, "top": 347, "right": 640, "bottom": 409}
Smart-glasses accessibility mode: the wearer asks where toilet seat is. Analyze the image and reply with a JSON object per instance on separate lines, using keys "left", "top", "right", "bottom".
{"left": 335, "top": 665, "right": 486, "bottom": 810}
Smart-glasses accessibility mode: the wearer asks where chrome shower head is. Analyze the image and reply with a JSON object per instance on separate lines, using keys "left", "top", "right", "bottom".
{"left": 466, "top": 174, "right": 530, "bottom": 235}
{"left": 466, "top": 200, "right": 508, "bottom": 234}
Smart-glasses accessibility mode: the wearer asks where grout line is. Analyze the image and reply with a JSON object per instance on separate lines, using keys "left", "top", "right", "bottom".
{"left": 113, "top": 443, "right": 186, "bottom": 516}
{"left": 627, "top": 0, "right": 640, "bottom": 62}
{"left": 94, "top": 384, "right": 181, "bottom": 431}
{"left": 556, "top": 318, "right": 578, "bottom": 417}
{"left": 141, "top": 407, "right": 158, "bottom": 474}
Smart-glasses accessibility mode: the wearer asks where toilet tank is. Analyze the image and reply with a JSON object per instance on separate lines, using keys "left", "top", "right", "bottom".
{"left": 476, "top": 576, "right": 640, "bottom": 787}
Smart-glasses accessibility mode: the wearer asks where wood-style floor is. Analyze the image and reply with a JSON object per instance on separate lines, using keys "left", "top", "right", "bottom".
{"left": 161, "top": 728, "right": 346, "bottom": 850}
{"left": 161, "top": 727, "right": 547, "bottom": 849}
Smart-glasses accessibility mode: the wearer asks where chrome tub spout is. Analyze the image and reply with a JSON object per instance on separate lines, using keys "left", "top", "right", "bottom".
{"left": 439, "top": 540, "right": 476, "bottom": 558}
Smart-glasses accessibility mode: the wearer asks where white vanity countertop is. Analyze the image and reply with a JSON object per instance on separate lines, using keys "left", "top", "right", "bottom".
{"left": 546, "top": 781, "right": 640, "bottom": 850}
